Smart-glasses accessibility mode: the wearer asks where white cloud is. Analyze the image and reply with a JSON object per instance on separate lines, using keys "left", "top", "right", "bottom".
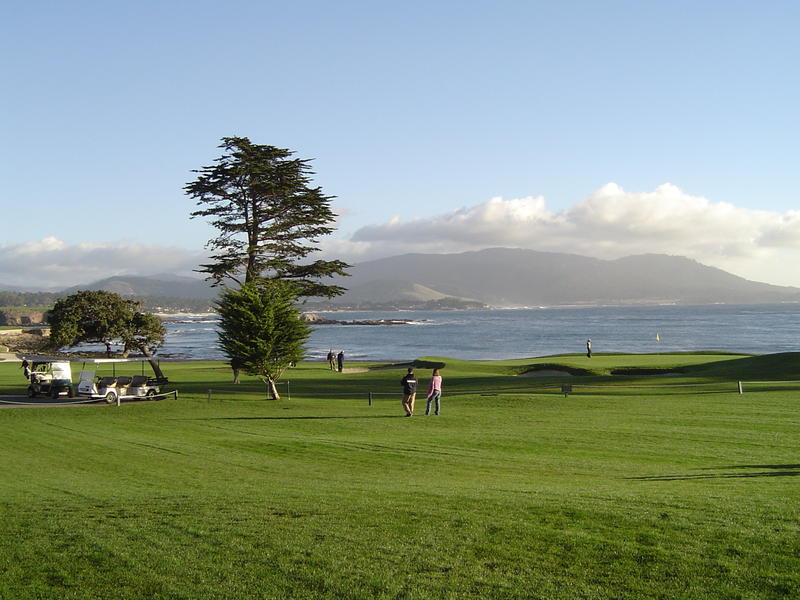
{"left": 0, "top": 237, "right": 204, "bottom": 289}
{"left": 353, "top": 195, "right": 555, "bottom": 247}
{"left": 7, "top": 185, "right": 800, "bottom": 291}
{"left": 322, "top": 184, "right": 800, "bottom": 287}
{"left": 756, "top": 210, "right": 800, "bottom": 248}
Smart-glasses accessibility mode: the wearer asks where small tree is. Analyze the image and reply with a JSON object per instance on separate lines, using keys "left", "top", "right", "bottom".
{"left": 186, "top": 136, "right": 349, "bottom": 294}
{"left": 215, "top": 280, "right": 309, "bottom": 399}
{"left": 48, "top": 290, "right": 167, "bottom": 379}
{"left": 118, "top": 311, "right": 167, "bottom": 360}
{"left": 49, "top": 290, "right": 130, "bottom": 355}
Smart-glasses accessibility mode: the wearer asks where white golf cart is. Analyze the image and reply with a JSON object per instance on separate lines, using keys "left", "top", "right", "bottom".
{"left": 23, "top": 355, "right": 169, "bottom": 404}
{"left": 76, "top": 357, "right": 167, "bottom": 403}
{"left": 28, "top": 360, "right": 75, "bottom": 399}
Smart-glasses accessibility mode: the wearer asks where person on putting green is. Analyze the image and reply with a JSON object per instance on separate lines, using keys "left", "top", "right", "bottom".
{"left": 401, "top": 367, "right": 417, "bottom": 417}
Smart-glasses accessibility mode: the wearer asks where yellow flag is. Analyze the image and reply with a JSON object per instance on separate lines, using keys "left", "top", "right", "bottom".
{"left": 656, "top": 333, "right": 661, "bottom": 342}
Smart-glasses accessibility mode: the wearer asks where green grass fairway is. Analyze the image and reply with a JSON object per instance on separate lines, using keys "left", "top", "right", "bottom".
{"left": 0, "top": 353, "right": 798, "bottom": 599}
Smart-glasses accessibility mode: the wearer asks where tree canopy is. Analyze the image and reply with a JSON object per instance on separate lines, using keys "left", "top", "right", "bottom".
{"left": 215, "top": 280, "right": 310, "bottom": 399}
{"left": 47, "top": 290, "right": 167, "bottom": 378}
{"left": 186, "top": 136, "right": 349, "bottom": 296}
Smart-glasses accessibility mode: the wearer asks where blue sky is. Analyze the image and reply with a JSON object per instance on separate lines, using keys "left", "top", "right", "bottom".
{"left": 2, "top": 1, "right": 799, "bottom": 289}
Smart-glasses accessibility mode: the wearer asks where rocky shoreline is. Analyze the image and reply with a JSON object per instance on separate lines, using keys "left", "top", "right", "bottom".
{"left": 0, "top": 328, "right": 50, "bottom": 355}
{"left": 301, "top": 314, "right": 419, "bottom": 326}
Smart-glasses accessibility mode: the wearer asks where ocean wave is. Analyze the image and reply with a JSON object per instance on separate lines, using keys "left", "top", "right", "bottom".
{"left": 162, "top": 319, "right": 219, "bottom": 325}
{"left": 156, "top": 312, "right": 217, "bottom": 318}
{"left": 166, "top": 326, "right": 217, "bottom": 333}
{"left": 306, "top": 348, "right": 369, "bottom": 359}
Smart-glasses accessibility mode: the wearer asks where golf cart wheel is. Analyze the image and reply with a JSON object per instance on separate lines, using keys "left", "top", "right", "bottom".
{"left": 28, "top": 388, "right": 37, "bottom": 398}
{"left": 146, "top": 389, "right": 156, "bottom": 398}
{"left": 105, "top": 392, "right": 117, "bottom": 404}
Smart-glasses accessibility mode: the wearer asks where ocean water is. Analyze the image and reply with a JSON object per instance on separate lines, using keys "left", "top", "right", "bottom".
{"left": 156, "top": 304, "right": 800, "bottom": 362}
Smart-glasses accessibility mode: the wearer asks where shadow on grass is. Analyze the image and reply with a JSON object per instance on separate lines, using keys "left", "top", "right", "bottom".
{"left": 176, "top": 415, "right": 407, "bottom": 421}
{"left": 704, "top": 464, "right": 800, "bottom": 470}
{"left": 626, "top": 464, "right": 799, "bottom": 481}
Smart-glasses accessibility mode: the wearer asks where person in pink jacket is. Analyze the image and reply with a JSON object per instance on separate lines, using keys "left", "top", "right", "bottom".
{"left": 425, "top": 368, "right": 443, "bottom": 416}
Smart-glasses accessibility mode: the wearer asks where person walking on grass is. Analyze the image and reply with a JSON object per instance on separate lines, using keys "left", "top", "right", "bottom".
{"left": 401, "top": 367, "right": 418, "bottom": 417}
{"left": 586, "top": 339, "right": 592, "bottom": 358}
{"left": 327, "top": 349, "right": 335, "bottom": 371}
{"left": 425, "top": 368, "right": 442, "bottom": 416}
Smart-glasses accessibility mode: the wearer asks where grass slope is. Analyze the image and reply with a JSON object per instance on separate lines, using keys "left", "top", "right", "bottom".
{"left": 0, "top": 353, "right": 798, "bottom": 599}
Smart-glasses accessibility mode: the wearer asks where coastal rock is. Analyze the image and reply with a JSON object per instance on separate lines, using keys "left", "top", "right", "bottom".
{"left": 0, "top": 331, "right": 50, "bottom": 354}
{"left": 25, "top": 328, "right": 50, "bottom": 336}
{"left": 301, "top": 313, "right": 327, "bottom": 323}
{"left": 0, "top": 309, "right": 47, "bottom": 326}
{"left": 301, "top": 313, "right": 417, "bottom": 326}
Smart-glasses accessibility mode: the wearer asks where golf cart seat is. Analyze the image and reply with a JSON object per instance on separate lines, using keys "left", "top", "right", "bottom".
{"left": 98, "top": 377, "right": 118, "bottom": 387}
{"left": 130, "top": 375, "right": 149, "bottom": 387}
{"left": 116, "top": 376, "right": 133, "bottom": 387}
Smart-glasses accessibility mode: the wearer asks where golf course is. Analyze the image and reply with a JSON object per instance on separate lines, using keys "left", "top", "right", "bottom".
{"left": 0, "top": 352, "right": 797, "bottom": 599}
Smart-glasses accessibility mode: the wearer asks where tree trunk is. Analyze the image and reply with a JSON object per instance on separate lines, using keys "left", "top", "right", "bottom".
{"left": 139, "top": 345, "right": 166, "bottom": 381}
{"left": 232, "top": 367, "right": 241, "bottom": 384}
{"left": 267, "top": 377, "right": 281, "bottom": 400}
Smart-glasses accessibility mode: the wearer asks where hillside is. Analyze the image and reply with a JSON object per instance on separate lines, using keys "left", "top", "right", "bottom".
{"left": 62, "top": 275, "right": 218, "bottom": 300}
{"left": 326, "top": 248, "right": 800, "bottom": 307}
{"left": 318, "top": 279, "right": 486, "bottom": 310}
{"left": 4, "top": 248, "right": 798, "bottom": 310}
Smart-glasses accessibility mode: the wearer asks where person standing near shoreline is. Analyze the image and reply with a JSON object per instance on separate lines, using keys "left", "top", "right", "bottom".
{"left": 425, "top": 368, "right": 442, "bottom": 416}
{"left": 337, "top": 350, "right": 344, "bottom": 373}
{"left": 586, "top": 339, "right": 592, "bottom": 358}
{"left": 401, "top": 368, "right": 417, "bottom": 416}
{"left": 327, "top": 349, "right": 335, "bottom": 370}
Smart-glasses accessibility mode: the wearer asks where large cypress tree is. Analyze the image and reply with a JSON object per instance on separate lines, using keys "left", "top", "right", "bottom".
{"left": 186, "top": 137, "right": 349, "bottom": 295}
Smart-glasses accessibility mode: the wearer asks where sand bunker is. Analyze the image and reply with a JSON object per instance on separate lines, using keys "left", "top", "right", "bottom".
{"left": 518, "top": 369, "right": 573, "bottom": 377}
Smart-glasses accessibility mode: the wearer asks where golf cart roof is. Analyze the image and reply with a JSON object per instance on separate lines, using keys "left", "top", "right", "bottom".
{"left": 22, "top": 355, "right": 167, "bottom": 364}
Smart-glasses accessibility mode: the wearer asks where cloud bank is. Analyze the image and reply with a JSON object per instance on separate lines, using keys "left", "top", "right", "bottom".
{"left": 324, "top": 183, "right": 800, "bottom": 287}
{"left": 3, "top": 184, "right": 799, "bottom": 290}
{"left": 0, "top": 237, "right": 204, "bottom": 290}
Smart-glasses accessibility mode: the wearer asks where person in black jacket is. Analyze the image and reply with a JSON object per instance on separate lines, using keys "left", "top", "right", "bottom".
{"left": 326, "top": 350, "right": 336, "bottom": 371}
{"left": 401, "top": 368, "right": 417, "bottom": 417}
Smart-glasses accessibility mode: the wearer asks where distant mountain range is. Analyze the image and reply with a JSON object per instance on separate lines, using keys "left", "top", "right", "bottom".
{"left": 62, "top": 274, "right": 219, "bottom": 300}
{"left": 319, "top": 248, "right": 800, "bottom": 308}
{"left": 4, "top": 249, "right": 799, "bottom": 309}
